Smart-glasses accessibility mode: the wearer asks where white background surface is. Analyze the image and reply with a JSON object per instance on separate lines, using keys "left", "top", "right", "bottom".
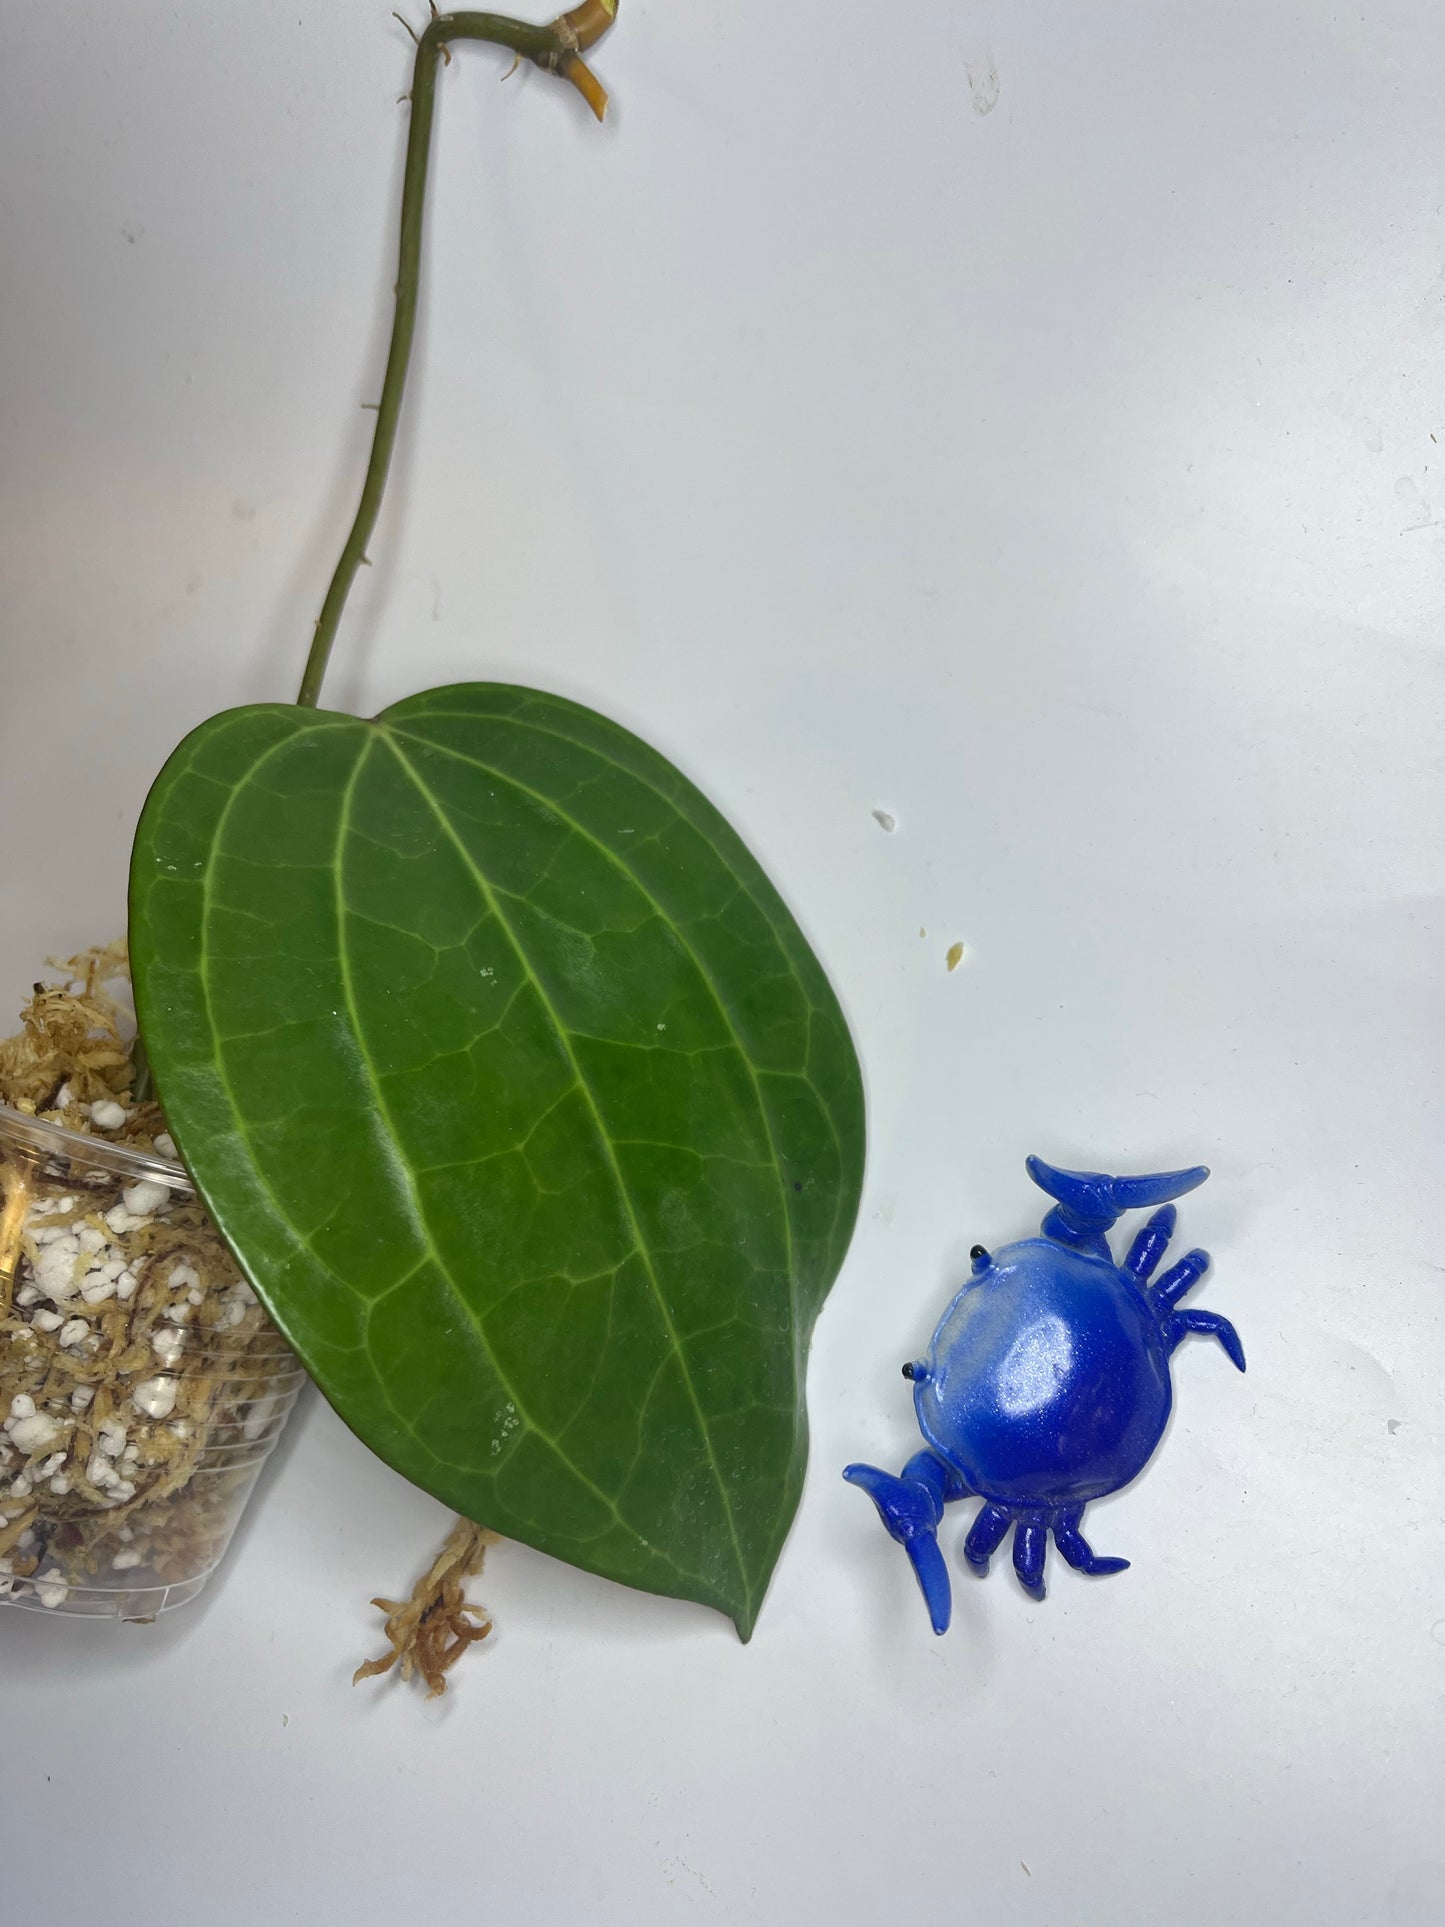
{"left": 1, "top": 3, "right": 1441, "bottom": 1921}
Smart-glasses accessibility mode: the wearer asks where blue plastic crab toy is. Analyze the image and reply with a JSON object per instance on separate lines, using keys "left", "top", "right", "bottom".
{"left": 844, "top": 1157, "right": 1244, "bottom": 1633}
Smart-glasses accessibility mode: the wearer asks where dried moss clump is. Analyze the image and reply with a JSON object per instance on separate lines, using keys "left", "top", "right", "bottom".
{"left": 354, "top": 1519, "right": 498, "bottom": 1699}
{"left": 0, "top": 941, "right": 159, "bottom": 1139}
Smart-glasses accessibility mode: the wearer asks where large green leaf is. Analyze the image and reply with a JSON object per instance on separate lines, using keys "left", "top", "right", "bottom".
{"left": 129, "top": 684, "right": 864, "bottom": 1634}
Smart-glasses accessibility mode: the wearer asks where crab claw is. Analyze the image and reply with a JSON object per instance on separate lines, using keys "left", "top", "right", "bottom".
{"left": 843, "top": 1459, "right": 954, "bottom": 1634}
{"left": 1027, "top": 1156, "right": 1209, "bottom": 1240}
{"left": 1108, "top": 1165, "right": 1210, "bottom": 1212}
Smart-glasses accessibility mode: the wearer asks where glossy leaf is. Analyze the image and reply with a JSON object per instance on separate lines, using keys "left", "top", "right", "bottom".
{"left": 129, "top": 684, "right": 864, "bottom": 1635}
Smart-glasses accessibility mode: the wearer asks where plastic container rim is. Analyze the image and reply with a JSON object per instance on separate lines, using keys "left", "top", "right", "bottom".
{"left": 0, "top": 1102, "right": 192, "bottom": 1189}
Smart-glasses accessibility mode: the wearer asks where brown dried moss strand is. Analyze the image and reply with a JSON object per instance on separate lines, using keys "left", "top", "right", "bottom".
{"left": 354, "top": 1517, "right": 499, "bottom": 1697}
{"left": 0, "top": 1159, "right": 31, "bottom": 1319}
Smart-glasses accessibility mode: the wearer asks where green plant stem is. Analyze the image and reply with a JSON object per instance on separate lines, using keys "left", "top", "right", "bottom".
{"left": 296, "top": 9, "right": 613, "bottom": 710}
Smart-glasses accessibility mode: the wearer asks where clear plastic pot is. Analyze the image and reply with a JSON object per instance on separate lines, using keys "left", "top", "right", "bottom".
{"left": 0, "top": 1104, "right": 304, "bottom": 1619}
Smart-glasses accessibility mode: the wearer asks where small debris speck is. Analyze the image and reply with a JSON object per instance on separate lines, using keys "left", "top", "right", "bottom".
{"left": 871, "top": 809, "right": 897, "bottom": 833}
{"left": 946, "top": 942, "right": 965, "bottom": 972}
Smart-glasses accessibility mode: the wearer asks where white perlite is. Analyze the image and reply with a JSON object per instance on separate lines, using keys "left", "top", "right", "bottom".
{"left": 131, "top": 1376, "right": 178, "bottom": 1420}
{"left": 151, "top": 1326, "right": 185, "bottom": 1368}
{"left": 121, "top": 1180, "right": 171, "bottom": 1217}
{"left": 35, "top": 1569, "right": 69, "bottom": 1610}
{"left": 7, "top": 1413, "right": 61, "bottom": 1456}
{"left": 32, "top": 1239, "right": 82, "bottom": 1300}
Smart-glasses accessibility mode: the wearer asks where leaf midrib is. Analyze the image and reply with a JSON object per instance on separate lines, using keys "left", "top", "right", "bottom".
{"left": 389, "top": 700, "right": 862, "bottom": 1565}
{"left": 384, "top": 715, "right": 830, "bottom": 1569}
{"left": 332, "top": 740, "right": 722, "bottom": 1586}
{"left": 378, "top": 729, "right": 755, "bottom": 1616}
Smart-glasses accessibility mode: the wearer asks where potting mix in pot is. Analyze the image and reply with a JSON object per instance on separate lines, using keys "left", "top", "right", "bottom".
{"left": 0, "top": 948, "right": 303, "bottom": 1618}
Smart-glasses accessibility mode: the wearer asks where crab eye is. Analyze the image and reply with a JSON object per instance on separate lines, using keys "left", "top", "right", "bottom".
{"left": 969, "top": 1244, "right": 990, "bottom": 1274}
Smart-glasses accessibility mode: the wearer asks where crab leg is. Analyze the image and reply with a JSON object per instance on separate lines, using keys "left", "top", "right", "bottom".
{"left": 961, "top": 1500, "right": 1012, "bottom": 1574}
{"left": 1161, "top": 1308, "right": 1246, "bottom": 1371}
{"left": 1012, "top": 1520, "right": 1048, "bottom": 1599}
{"left": 1052, "top": 1504, "right": 1130, "bottom": 1577}
{"left": 1152, "top": 1246, "right": 1210, "bottom": 1309}
{"left": 1123, "top": 1205, "right": 1177, "bottom": 1284}
{"left": 843, "top": 1449, "right": 970, "bottom": 1634}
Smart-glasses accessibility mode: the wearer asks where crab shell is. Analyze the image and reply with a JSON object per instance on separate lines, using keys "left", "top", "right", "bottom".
{"left": 913, "top": 1238, "right": 1173, "bottom": 1507}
